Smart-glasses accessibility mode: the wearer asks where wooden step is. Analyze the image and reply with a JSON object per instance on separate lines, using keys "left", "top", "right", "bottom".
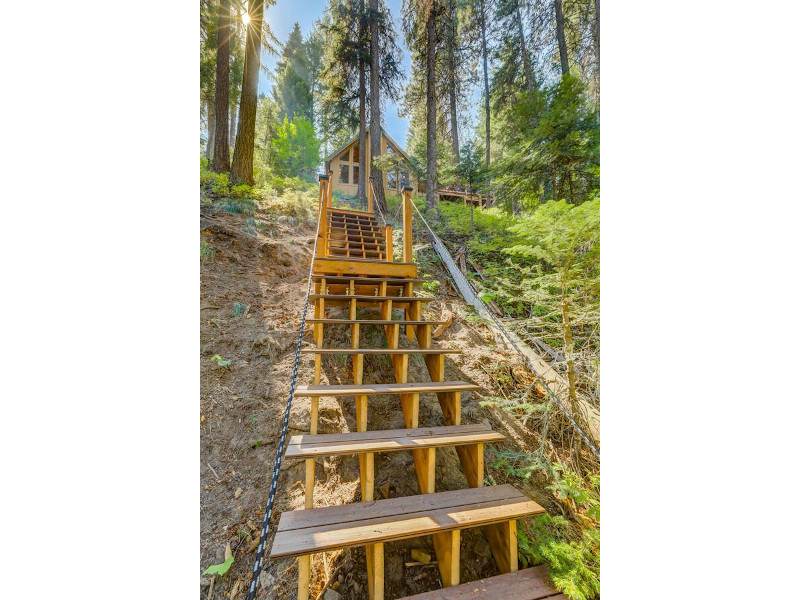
{"left": 310, "top": 294, "right": 433, "bottom": 302}
{"left": 329, "top": 208, "right": 374, "bottom": 217}
{"left": 306, "top": 319, "right": 443, "bottom": 326}
{"left": 295, "top": 380, "right": 478, "bottom": 396}
{"left": 398, "top": 566, "right": 563, "bottom": 600}
{"left": 301, "top": 348, "right": 459, "bottom": 355}
{"left": 317, "top": 284, "right": 417, "bottom": 296}
{"left": 314, "top": 257, "right": 417, "bottom": 278}
{"left": 328, "top": 248, "right": 385, "bottom": 257}
{"left": 270, "top": 484, "right": 543, "bottom": 558}
{"left": 285, "top": 424, "right": 504, "bottom": 459}
{"left": 311, "top": 276, "right": 425, "bottom": 284}
{"left": 327, "top": 240, "right": 385, "bottom": 248}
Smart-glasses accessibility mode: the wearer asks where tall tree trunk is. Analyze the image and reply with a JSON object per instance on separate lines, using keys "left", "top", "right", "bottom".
{"left": 211, "top": 0, "right": 230, "bottom": 172}
{"left": 357, "top": 0, "right": 367, "bottom": 203}
{"left": 555, "top": 0, "right": 569, "bottom": 75}
{"left": 515, "top": 0, "right": 534, "bottom": 92}
{"left": 230, "top": 0, "right": 264, "bottom": 184}
{"left": 594, "top": 0, "right": 600, "bottom": 70}
{"left": 447, "top": 0, "right": 459, "bottom": 164}
{"left": 425, "top": 4, "right": 438, "bottom": 211}
{"left": 206, "top": 99, "right": 215, "bottom": 161}
{"left": 369, "top": 0, "right": 387, "bottom": 213}
{"left": 229, "top": 102, "right": 238, "bottom": 148}
{"left": 479, "top": 0, "right": 490, "bottom": 169}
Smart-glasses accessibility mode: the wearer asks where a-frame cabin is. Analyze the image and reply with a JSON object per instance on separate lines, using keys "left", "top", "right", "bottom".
{"left": 324, "top": 128, "right": 425, "bottom": 198}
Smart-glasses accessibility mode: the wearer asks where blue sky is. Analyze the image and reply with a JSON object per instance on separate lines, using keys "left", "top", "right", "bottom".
{"left": 257, "top": 0, "right": 413, "bottom": 146}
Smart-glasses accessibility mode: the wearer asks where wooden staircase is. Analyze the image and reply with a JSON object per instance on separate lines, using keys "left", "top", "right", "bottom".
{"left": 270, "top": 177, "right": 555, "bottom": 600}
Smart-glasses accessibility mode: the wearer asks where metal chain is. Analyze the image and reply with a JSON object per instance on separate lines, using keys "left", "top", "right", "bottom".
{"left": 247, "top": 188, "right": 324, "bottom": 600}
{"left": 410, "top": 200, "right": 600, "bottom": 459}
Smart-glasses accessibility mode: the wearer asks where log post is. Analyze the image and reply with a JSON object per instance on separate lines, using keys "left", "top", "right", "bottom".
{"left": 318, "top": 174, "right": 329, "bottom": 258}
{"left": 402, "top": 186, "right": 413, "bottom": 263}
{"left": 328, "top": 170, "right": 333, "bottom": 207}
{"left": 385, "top": 225, "right": 393, "bottom": 261}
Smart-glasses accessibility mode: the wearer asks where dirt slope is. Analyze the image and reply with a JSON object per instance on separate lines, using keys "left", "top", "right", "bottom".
{"left": 200, "top": 199, "right": 566, "bottom": 599}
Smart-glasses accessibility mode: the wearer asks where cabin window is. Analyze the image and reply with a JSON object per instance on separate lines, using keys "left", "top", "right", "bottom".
{"left": 400, "top": 171, "right": 410, "bottom": 189}
{"left": 339, "top": 164, "right": 350, "bottom": 184}
{"left": 386, "top": 145, "right": 394, "bottom": 156}
{"left": 353, "top": 165, "right": 360, "bottom": 184}
{"left": 339, "top": 148, "right": 350, "bottom": 162}
{"left": 387, "top": 169, "right": 398, "bottom": 190}
{"left": 352, "top": 144, "right": 359, "bottom": 163}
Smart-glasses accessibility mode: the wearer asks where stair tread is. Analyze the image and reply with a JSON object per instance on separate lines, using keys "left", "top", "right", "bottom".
{"left": 301, "top": 348, "right": 459, "bottom": 354}
{"left": 311, "top": 294, "right": 433, "bottom": 301}
{"left": 285, "top": 424, "right": 504, "bottom": 458}
{"left": 315, "top": 257, "right": 416, "bottom": 266}
{"left": 306, "top": 319, "right": 443, "bottom": 325}
{"left": 312, "top": 276, "right": 425, "bottom": 283}
{"left": 270, "top": 484, "right": 544, "bottom": 558}
{"left": 398, "top": 566, "right": 562, "bottom": 600}
{"left": 295, "top": 380, "right": 477, "bottom": 395}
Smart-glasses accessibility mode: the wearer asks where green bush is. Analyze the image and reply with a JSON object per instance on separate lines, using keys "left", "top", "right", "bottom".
{"left": 519, "top": 515, "right": 599, "bottom": 600}
{"left": 231, "top": 183, "right": 255, "bottom": 199}
{"left": 218, "top": 197, "right": 256, "bottom": 215}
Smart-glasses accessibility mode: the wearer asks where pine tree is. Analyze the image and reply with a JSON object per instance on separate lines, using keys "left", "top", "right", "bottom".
{"left": 273, "top": 23, "right": 314, "bottom": 122}
{"left": 231, "top": 0, "right": 270, "bottom": 184}
{"left": 211, "top": 0, "right": 231, "bottom": 172}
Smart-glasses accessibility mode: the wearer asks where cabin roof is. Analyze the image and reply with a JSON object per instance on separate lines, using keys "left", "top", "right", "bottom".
{"left": 326, "top": 128, "right": 413, "bottom": 164}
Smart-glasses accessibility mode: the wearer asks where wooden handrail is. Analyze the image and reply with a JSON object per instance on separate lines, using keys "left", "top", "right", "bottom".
{"left": 368, "top": 178, "right": 374, "bottom": 214}
{"left": 402, "top": 187, "right": 413, "bottom": 263}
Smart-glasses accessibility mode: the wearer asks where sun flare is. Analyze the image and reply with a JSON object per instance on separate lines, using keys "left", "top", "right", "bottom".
{"left": 241, "top": 12, "right": 250, "bottom": 25}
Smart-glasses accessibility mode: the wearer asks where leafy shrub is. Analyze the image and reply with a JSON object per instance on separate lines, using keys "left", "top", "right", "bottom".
{"left": 231, "top": 183, "right": 255, "bottom": 199}
{"left": 519, "top": 515, "right": 599, "bottom": 600}
{"left": 218, "top": 197, "right": 256, "bottom": 215}
{"left": 200, "top": 169, "right": 232, "bottom": 197}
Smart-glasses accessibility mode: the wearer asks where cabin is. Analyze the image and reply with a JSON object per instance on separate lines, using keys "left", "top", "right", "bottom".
{"left": 324, "top": 128, "right": 424, "bottom": 197}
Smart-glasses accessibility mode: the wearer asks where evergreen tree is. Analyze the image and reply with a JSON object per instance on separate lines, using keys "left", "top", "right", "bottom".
{"left": 273, "top": 23, "right": 314, "bottom": 122}
{"left": 211, "top": 0, "right": 231, "bottom": 172}
{"left": 322, "top": 0, "right": 367, "bottom": 197}
{"left": 200, "top": 0, "right": 217, "bottom": 160}
{"left": 270, "top": 116, "right": 321, "bottom": 179}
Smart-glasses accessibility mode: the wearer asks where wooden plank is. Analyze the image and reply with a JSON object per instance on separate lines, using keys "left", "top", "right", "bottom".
{"left": 310, "top": 276, "right": 425, "bottom": 284}
{"left": 271, "top": 496, "right": 543, "bottom": 558}
{"left": 296, "top": 381, "right": 478, "bottom": 396}
{"left": 301, "top": 348, "right": 460, "bottom": 355}
{"left": 328, "top": 207, "right": 375, "bottom": 216}
{"left": 278, "top": 485, "right": 523, "bottom": 531}
{"left": 305, "top": 319, "right": 445, "bottom": 326}
{"left": 271, "top": 485, "right": 544, "bottom": 558}
{"left": 313, "top": 257, "right": 417, "bottom": 278}
{"left": 310, "top": 294, "right": 433, "bottom": 302}
{"left": 285, "top": 425, "right": 503, "bottom": 458}
{"left": 397, "top": 566, "right": 561, "bottom": 600}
